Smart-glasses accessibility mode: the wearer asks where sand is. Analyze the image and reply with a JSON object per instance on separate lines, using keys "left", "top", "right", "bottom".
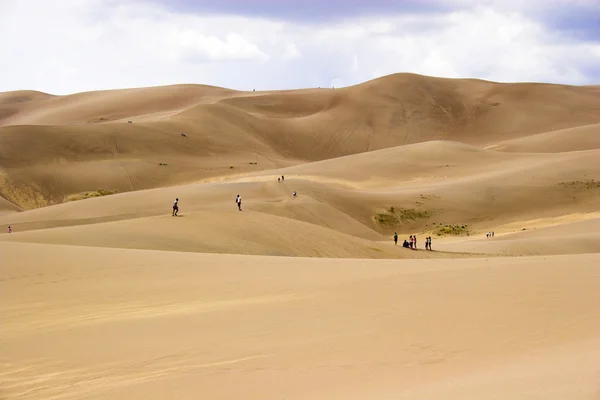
{"left": 1, "top": 73, "right": 599, "bottom": 399}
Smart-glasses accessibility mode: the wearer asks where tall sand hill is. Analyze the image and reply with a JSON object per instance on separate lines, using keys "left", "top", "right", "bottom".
{"left": 1, "top": 73, "right": 599, "bottom": 210}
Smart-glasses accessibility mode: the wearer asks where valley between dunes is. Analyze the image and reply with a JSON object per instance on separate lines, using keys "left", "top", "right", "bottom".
{"left": 1, "top": 73, "right": 599, "bottom": 399}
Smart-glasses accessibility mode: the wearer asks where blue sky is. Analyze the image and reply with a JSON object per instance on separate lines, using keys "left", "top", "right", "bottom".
{"left": 1, "top": 0, "right": 599, "bottom": 94}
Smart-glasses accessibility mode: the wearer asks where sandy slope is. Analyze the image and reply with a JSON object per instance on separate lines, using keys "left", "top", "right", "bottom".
{"left": 485, "top": 123, "right": 600, "bottom": 153}
{"left": 2, "top": 242, "right": 599, "bottom": 399}
{"left": 2, "top": 73, "right": 600, "bottom": 209}
{"left": 436, "top": 217, "right": 600, "bottom": 256}
{"left": 1, "top": 141, "right": 598, "bottom": 254}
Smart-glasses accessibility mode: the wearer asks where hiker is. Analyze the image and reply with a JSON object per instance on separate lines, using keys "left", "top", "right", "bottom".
{"left": 172, "top": 198, "right": 179, "bottom": 216}
{"left": 7, "top": 226, "right": 11, "bottom": 233}
{"left": 235, "top": 194, "right": 242, "bottom": 211}
{"left": 394, "top": 232, "right": 398, "bottom": 246}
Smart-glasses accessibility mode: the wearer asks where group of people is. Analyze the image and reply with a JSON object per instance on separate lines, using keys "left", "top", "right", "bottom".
{"left": 486, "top": 231, "right": 495, "bottom": 238}
{"left": 172, "top": 176, "right": 297, "bottom": 216}
{"left": 171, "top": 177, "right": 438, "bottom": 253}
{"left": 394, "top": 232, "right": 433, "bottom": 250}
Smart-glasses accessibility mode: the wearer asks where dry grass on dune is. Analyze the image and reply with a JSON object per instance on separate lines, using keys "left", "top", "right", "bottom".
{"left": 1, "top": 73, "right": 600, "bottom": 210}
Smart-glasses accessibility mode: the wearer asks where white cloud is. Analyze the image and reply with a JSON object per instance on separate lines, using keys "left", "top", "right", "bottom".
{"left": 282, "top": 43, "right": 301, "bottom": 61}
{"left": 0, "top": 0, "right": 598, "bottom": 94}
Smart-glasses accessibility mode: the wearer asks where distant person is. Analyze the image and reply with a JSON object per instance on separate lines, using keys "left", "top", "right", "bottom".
{"left": 281, "top": 175, "right": 285, "bottom": 182}
{"left": 172, "top": 198, "right": 179, "bottom": 216}
{"left": 428, "top": 237, "right": 432, "bottom": 250}
{"left": 292, "top": 191, "right": 297, "bottom": 197}
{"left": 403, "top": 239, "right": 409, "bottom": 248}
{"left": 409, "top": 235, "right": 413, "bottom": 249}
{"left": 492, "top": 231, "right": 495, "bottom": 237}
{"left": 8, "top": 225, "right": 11, "bottom": 233}
{"left": 394, "top": 232, "right": 398, "bottom": 246}
{"left": 278, "top": 177, "right": 280, "bottom": 182}
{"left": 236, "top": 194, "right": 242, "bottom": 211}
{"left": 413, "top": 235, "right": 417, "bottom": 250}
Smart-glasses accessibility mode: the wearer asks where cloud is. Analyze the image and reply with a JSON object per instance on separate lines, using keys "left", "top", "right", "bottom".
{"left": 0, "top": 0, "right": 598, "bottom": 94}
{"left": 282, "top": 43, "right": 302, "bottom": 61}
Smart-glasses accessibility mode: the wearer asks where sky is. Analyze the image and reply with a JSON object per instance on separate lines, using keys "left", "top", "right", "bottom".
{"left": 1, "top": 0, "right": 599, "bottom": 94}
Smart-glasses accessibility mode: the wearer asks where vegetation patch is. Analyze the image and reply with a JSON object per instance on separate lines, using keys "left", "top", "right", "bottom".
{"left": 375, "top": 212, "right": 399, "bottom": 226}
{"left": 66, "top": 189, "right": 116, "bottom": 202}
{"left": 375, "top": 206, "right": 430, "bottom": 226}
{"left": 435, "top": 224, "right": 470, "bottom": 236}
{"left": 399, "top": 208, "right": 429, "bottom": 221}
{"left": 558, "top": 179, "right": 600, "bottom": 189}
{"left": 0, "top": 174, "right": 49, "bottom": 209}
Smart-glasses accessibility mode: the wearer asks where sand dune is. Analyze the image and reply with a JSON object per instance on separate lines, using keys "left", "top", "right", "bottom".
{"left": 436, "top": 218, "right": 600, "bottom": 256}
{"left": 0, "top": 209, "right": 473, "bottom": 258}
{"left": 485, "top": 123, "right": 600, "bottom": 153}
{"left": 2, "top": 73, "right": 600, "bottom": 210}
{"left": 2, "top": 242, "right": 599, "bottom": 399}
{"left": 2, "top": 73, "right": 600, "bottom": 399}
{"left": 2, "top": 141, "right": 598, "bottom": 247}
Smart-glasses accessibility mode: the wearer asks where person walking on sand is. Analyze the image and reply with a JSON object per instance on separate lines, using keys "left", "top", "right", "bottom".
{"left": 394, "top": 232, "right": 398, "bottom": 246}
{"left": 281, "top": 175, "right": 285, "bottom": 182}
{"left": 428, "top": 237, "right": 432, "bottom": 251}
{"left": 409, "top": 235, "right": 413, "bottom": 249}
{"left": 8, "top": 225, "right": 11, "bottom": 233}
{"left": 235, "top": 194, "right": 242, "bottom": 211}
{"left": 172, "top": 198, "right": 179, "bottom": 216}
{"left": 413, "top": 235, "right": 417, "bottom": 250}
